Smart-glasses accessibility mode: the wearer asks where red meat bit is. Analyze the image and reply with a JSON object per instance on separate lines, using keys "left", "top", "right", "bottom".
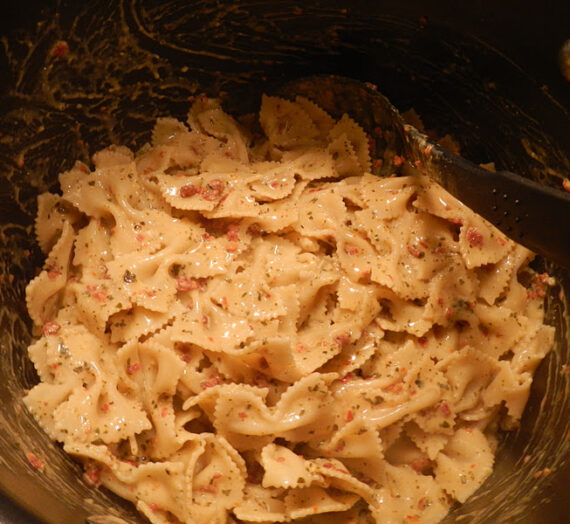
{"left": 384, "top": 381, "right": 403, "bottom": 393}
{"left": 47, "top": 268, "right": 61, "bottom": 279}
{"left": 323, "top": 462, "right": 348, "bottom": 474}
{"left": 75, "top": 161, "right": 89, "bottom": 174}
{"left": 410, "top": 458, "right": 431, "bottom": 473}
{"left": 276, "top": 456, "right": 286, "bottom": 463}
{"left": 392, "top": 154, "right": 405, "bottom": 166}
{"left": 201, "top": 179, "right": 225, "bottom": 201}
{"left": 344, "top": 244, "right": 360, "bottom": 255}
{"left": 527, "top": 273, "right": 550, "bottom": 300}
{"left": 84, "top": 464, "right": 102, "bottom": 486}
{"left": 179, "top": 184, "right": 201, "bottom": 198}
{"left": 227, "top": 223, "right": 240, "bottom": 241}
{"left": 238, "top": 412, "right": 248, "bottom": 419}
{"left": 127, "top": 362, "right": 141, "bottom": 375}
{"left": 25, "top": 451, "right": 45, "bottom": 472}
{"left": 335, "top": 332, "right": 351, "bottom": 346}
{"left": 100, "top": 403, "right": 110, "bottom": 413}
{"left": 86, "top": 284, "right": 107, "bottom": 302}
{"left": 440, "top": 401, "right": 452, "bottom": 416}
{"left": 407, "top": 245, "right": 425, "bottom": 258}
{"left": 247, "top": 223, "right": 262, "bottom": 235}
{"left": 466, "top": 227, "right": 484, "bottom": 247}
{"left": 42, "top": 321, "right": 61, "bottom": 336}
{"left": 149, "top": 503, "right": 160, "bottom": 512}
{"left": 50, "top": 40, "right": 69, "bottom": 58}
{"left": 345, "top": 410, "right": 354, "bottom": 422}
{"left": 201, "top": 376, "right": 221, "bottom": 390}
{"left": 176, "top": 277, "right": 199, "bottom": 292}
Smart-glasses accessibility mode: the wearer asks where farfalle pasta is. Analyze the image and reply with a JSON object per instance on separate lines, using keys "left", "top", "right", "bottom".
{"left": 24, "top": 93, "right": 554, "bottom": 523}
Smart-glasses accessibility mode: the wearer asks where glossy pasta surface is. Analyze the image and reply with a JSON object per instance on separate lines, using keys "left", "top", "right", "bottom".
{"left": 24, "top": 94, "right": 554, "bottom": 523}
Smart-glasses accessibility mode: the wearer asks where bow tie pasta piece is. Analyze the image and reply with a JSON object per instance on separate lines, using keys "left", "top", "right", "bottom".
{"left": 26, "top": 221, "right": 75, "bottom": 326}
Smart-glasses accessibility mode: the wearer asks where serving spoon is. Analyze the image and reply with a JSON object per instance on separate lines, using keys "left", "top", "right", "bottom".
{"left": 279, "top": 75, "right": 570, "bottom": 268}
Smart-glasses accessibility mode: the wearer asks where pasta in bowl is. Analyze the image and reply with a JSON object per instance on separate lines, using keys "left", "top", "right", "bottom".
{"left": 24, "top": 94, "right": 553, "bottom": 523}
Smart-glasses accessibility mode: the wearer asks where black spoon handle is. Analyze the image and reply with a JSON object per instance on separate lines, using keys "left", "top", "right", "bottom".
{"left": 406, "top": 137, "right": 570, "bottom": 268}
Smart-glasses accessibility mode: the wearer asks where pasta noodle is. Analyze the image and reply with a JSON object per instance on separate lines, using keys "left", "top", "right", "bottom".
{"left": 24, "top": 94, "right": 554, "bottom": 523}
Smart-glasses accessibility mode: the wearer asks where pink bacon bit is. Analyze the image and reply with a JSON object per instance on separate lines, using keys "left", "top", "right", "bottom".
{"left": 392, "top": 154, "right": 405, "bottom": 167}
{"left": 247, "top": 223, "right": 262, "bottom": 235}
{"left": 201, "top": 375, "right": 221, "bottom": 390}
{"left": 345, "top": 409, "right": 354, "bottom": 423}
{"left": 50, "top": 40, "right": 69, "bottom": 58}
{"left": 407, "top": 244, "right": 425, "bottom": 258}
{"left": 127, "top": 362, "right": 141, "bottom": 375}
{"left": 226, "top": 223, "right": 241, "bottom": 241}
{"left": 201, "top": 179, "right": 225, "bottom": 201}
{"left": 100, "top": 402, "right": 110, "bottom": 413}
{"left": 384, "top": 381, "right": 403, "bottom": 393}
{"left": 238, "top": 412, "right": 249, "bottom": 419}
{"left": 42, "top": 321, "right": 61, "bottom": 336}
{"left": 323, "top": 462, "right": 349, "bottom": 474}
{"left": 372, "top": 158, "right": 383, "bottom": 170}
{"left": 466, "top": 227, "right": 484, "bottom": 248}
{"left": 179, "top": 184, "right": 201, "bottom": 198}
{"left": 410, "top": 458, "right": 432, "bottom": 473}
{"left": 176, "top": 276, "right": 199, "bottom": 292}
{"left": 527, "top": 272, "right": 550, "bottom": 300}
{"left": 86, "top": 284, "right": 107, "bottom": 302}
{"left": 84, "top": 464, "right": 102, "bottom": 486}
{"left": 440, "top": 401, "right": 452, "bottom": 417}
{"left": 47, "top": 268, "right": 61, "bottom": 280}
{"left": 25, "top": 451, "right": 45, "bottom": 472}
{"left": 418, "top": 336, "right": 428, "bottom": 348}
{"left": 343, "top": 244, "right": 360, "bottom": 256}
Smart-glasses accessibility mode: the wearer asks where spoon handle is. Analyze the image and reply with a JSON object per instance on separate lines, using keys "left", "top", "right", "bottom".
{"left": 409, "top": 139, "right": 570, "bottom": 268}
